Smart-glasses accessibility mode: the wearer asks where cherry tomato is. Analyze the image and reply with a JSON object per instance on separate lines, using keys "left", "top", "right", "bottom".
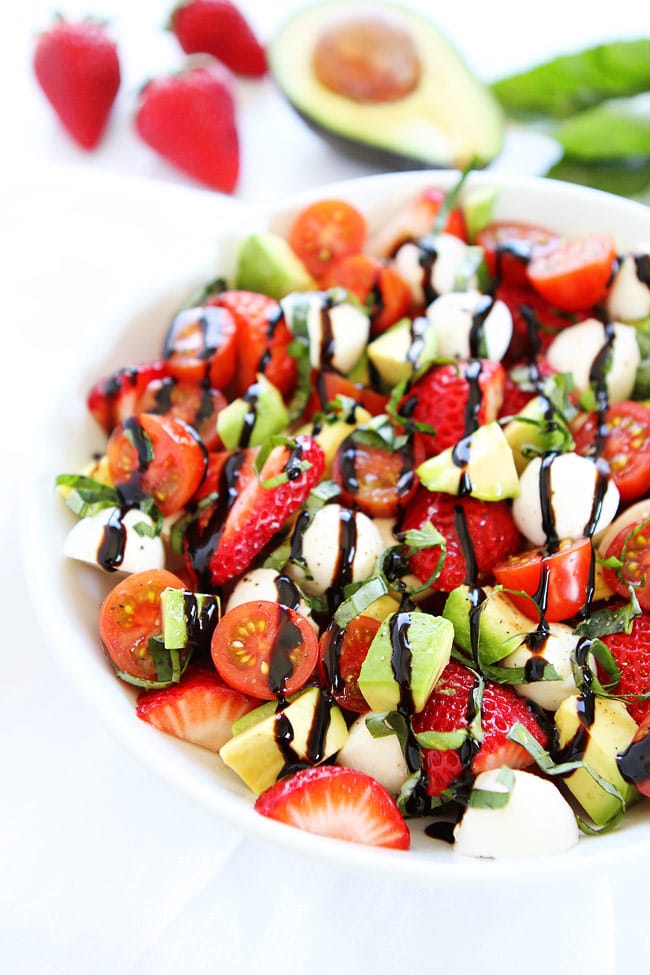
{"left": 572, "top": 402, "right": 650, "bottom": 504}
{"left": 303, "top": 370, "right": 389, "bottom": 421}
{"left": 87, "top": 360, "right": 168, "bottom": 435}
{"left": 323, "top": 252, "right": 412, "bottom": 335}
{"left": 136, "top": 377, "right": 227, "bottom": 451}
{"left": 211, "top": 600, "right": 319, "bottom": 700}
{"left": 526, "top": 233, "right": 617, "bottom": 312}
{"left": 493, "top": 537, "right": 593, "bottom": 622}
{"left": 318, "top": 615, "right": 381, "bottom": 713}
{"left": 106, "top": 412, "right": 207, "bottom": 516}
{"left": 162, "top": 304, "right": 237, "bottom": 391}
{"left": 288, "top": 199, "right": 367, "bottom": 281}
{"left": 495, "top": 281, "right": 590, "bottom": 358}
{"left": 602, "top": 521, "right": 650, "bottom": 611}
{"left": 99, "top": 569, "right": 186, "bottom": 682}
{"left": 333, "top": 433, "right": 424, "bottom": 518}
{"left": 476, "top": 221, "right": 561, "bottom": 287}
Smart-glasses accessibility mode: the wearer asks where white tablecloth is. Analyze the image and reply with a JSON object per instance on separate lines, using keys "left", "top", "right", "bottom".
{"left": 4, "top": 2, "right": 648, "bottom": 972}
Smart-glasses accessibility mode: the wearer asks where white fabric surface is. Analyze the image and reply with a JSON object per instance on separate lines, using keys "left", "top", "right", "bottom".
{"left": 3, "top": 2, "right": 649, "bottom": 972}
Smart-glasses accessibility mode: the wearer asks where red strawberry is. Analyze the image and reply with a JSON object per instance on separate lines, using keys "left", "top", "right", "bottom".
{"left": 496, "top": 282, "right": 590, "bottom": 360}
{"left": 400, "top": 359, "right": 505, "bottom": 458}
{"left": 210, "top": 290, "right": 297, "bottom": 397}
{"left": 399, "top": 488, "right": 521, "bottom": 592}
{"left": 136, "top": 667, "right": 256, "bottom": 751}
{"left": 255, "top": 765, "right": 410, "bottom": 850}
{"left": 195, "top": 434, "right": 325, "bottom": 586}
{"left": 169, "top": 0, "right": 267, "bottom": 78}
{"left": 87, "top": 361, "right": 168, "bottom": 434}
{"left": 135, "top": 65, "right": 239, "bottom": 193}
{"left": 33, "top": 17, "right": 120, "bottom": 149}
{"left": 601, "top": 613, "right": 650, "bottom": 727}
{"left": 412, "top": 662, "right": 548, "bottom": 796}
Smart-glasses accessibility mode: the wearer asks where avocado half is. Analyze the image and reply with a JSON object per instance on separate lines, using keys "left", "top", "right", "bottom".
{"left": 268, "top": 0, "right": 505, "bottom": 170}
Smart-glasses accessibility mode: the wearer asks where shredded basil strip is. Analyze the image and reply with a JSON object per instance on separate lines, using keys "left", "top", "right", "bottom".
{"left": 469, "top": 766, "right": 515, "bottom": 809}
{"left": 253, "top": 435, "right": 312, "bottom": 488}
{"left": 333, "top": 575, "right": 388, "bottom": 628}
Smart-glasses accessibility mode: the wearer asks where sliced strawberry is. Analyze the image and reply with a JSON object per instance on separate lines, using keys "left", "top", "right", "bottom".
{"left": 399, "top": 488, "right": 522, "bottom": 592}
{"left": 412, "top": 662, "right": 548, "bottom": 796}
{"left": 210, "top": 290, "right": 297, "bottom": 398}
{"left": 255, "top": 765, "right": 410, "bottom": 850}
{"left": 601, "top": 613, "right": 650, "bottom": 727}
{"left": 198, "top": 435, "right": 325, "bottom": 586}
{"left": 87, "top": 361, "right": 168, "bottom": 434}
{"left": 400, "top": 359, "right": 505, "bottom": 457}
{"left": 136, "top": 667, "right": 256, "bottom": 751}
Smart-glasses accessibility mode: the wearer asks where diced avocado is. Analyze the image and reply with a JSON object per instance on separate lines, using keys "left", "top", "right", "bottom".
{"left": 296, "top": 405, "right": 372, "bottom": 477}
{"left": 357, "top": 610, "right": 453, "bottom": 714}
{"left": 219, "top": 686, "right": 348, "bottom": 795}
{"left": 362, "top": 593, "right": 402, "bottom": 624}
{"left": 217, "top": 373, "right": 289, "bottom": 450}
{"left": 268, "top": 1, "right": 504, "bottom": 169}
{"left": 367, "top": 316, "right": 437, "bottom": 387}
{"left": 461, "top": 184, "right": 497, "bottom": 243}
{"left": 416, "top": 421, "right": 520, "bottom": 501}
{"left": 443, "top": 585, "right": 531, "bottom": 666}
{"left": 503, "top": 395, "right": 569, "bottom": 474}
{"left": 235, "top": 230, "right": 315, "bottom": 299}
{"left": 554, "top": 695, "right": 640, "bottom": 826}
{"left": 231, "top": 691, "right": 309, "bottom": 737}
{"left": 161, "top": 587, "right": 220, "bottom": 651}
{"left": 346, "top": 350, "right": 371, "bottom": 385}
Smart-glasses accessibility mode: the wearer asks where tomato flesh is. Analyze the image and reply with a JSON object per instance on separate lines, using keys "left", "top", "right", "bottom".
{"left": 211, "top": 600, "right": 319, "bottom": 700}
{"left": 288, "top": 199, "right": 367, "bottom": 281}
{"left": 136, "top": 377, "right": 227, "bottom": 451}
{"left": 162, "top": 304, "right": 237, "bottom": 391}
{"left": 323, "top": 252, "right": 412, "bottom": 335}
{"left": 333, "top": 433, "right": 423, "bottom": 518}
{"left": 99, "top": 569, "right": 186, "bottom": 682}
{"left": 493, "top": 537, "right": 593, "bottom": 622}
{"left": 318, "top": 615, "right": 381, "bottom": 713}
{"left": 573, "top": 401, "right": 650, "bottom": 504}
{"left": 526, "top": 233, "right": 617, "bottom": 312}
{"left": 603, "top": 521, "right": 650, "bottom": 611}
{"left": 477, "top": 221, "right": 561, "bottom": 287}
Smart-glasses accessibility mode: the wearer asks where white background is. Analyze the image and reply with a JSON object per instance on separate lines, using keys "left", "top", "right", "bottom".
{"left": 3, "top": 2, "right": 649, "bottom": 972}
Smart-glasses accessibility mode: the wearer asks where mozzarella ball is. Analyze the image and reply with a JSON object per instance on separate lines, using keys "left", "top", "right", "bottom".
{"left": 606, "top": 250, "right": 650, "bottom": 323}
{"left": 426, "top": 290, "right": 513, "bottom": 362}
{"left": 546, "top": 317, "right": 640, "bottom": 404}
{"left": 454, "top": 768, "right": 579, "bottom": 858}
{"left": 289, "top": 503, "right": 384, "bottom": 596}
{"left": 63, "top": 507, "right": 165, "bottom": 574}
{"left": 281, "top": 292, "right": 370, "bottom": 374}
{"left": 513, "top": 452, "right": 619, "bottom": 546}
{"left": 337, "top": 714, "right": 410, "bottom": 794}
{"left": 226, "top": 568, "right": 315, "bottom": 629}
{"left": 503, "top": 624, "right": 579, "bottom": 711}
{"left": 393, "top": 233, "right": 470, "bottom": 304}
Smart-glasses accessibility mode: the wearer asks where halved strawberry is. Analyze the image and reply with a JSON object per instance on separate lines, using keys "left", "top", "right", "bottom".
{"left": 601, "top": 613, "right": 650, "bottom": 727}
{"left": 400, "top": 359, "right": 505, "bottom": 457}
{"left": 87, "top": 361, "right": 168, "bottom": 434}
{"left": 412, "top": 662, "right": 548, "bottom": 796}
{"left": 254, "top": 765, "right": 410, "bottom": 850}
{"left": 399, "top": 488, "right": 522, "bottom": 592}
{"left": 136, "top": 667, "right": 256, "bottom": 751}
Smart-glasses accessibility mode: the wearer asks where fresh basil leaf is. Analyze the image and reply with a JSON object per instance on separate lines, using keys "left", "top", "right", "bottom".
{"left": 556, "top": 97, "right": 650, "bottom": 162}
{"left": 254, "top": 435, "right": 312, "bottom": 488}
{"left": 547, "top": 156, "right": 650, "bottom": 201}
{"left": 507, "top": 721, "right": 583, "bottom": 776}
{"left": 576, "top": 600, "right": 640, "bottom": 639}
{"left": 469, "top": 766, "right": 515, "bottom": 809}
{"left": 333, "top": 575, "right": 389, "bottom": 628}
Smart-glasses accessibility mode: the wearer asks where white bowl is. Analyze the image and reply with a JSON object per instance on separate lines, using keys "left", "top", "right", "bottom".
{"left": 25, "top": 169, "right": 650, "bottom": 881}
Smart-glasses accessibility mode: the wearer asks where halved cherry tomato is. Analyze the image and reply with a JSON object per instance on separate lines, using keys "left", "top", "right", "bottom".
{"left": 211, "top": 600, "right": 319, "bottom": 700}
{"left": 493, "top": 537, "right": 593, "bottom": 622}
{"left": 495, "top": 281, "right": 590, "bottom": 358}
{"left": 573, "top": 401, "right": 650, "bottom": 504}
{"left": 99, "top": 568, "right": 186, "bottom": 682}
{"left": 323, "top": 252, "right": 412, "bottom": 335}
{"left": 136, "top": 377, "right": 227, "bottom": 451}
{"left": 476, "top": 221, "right": 561, "bottom": 287}
{"left": 106, "top": 412, "right": 207, "bottom": 516}
{"left": 87, "top": 360, "right": 168, "bottom": 435}
{"left": 303, "top": 370, "right": 389, "bottom": 421}
{"left": 333, "top": 432, "right": 424, "bottom": 518}
{"left": 318, "top": 615, "right": 381, "bottom": 713}
{"left": 162, "top": 304, "right": 237, "bottom": 391}
{"left": 526, "top": 233, "right": 617, "bottom": 312}
{"left": 602, "top": 520, "right": 650, "bottom": 611}
{"left": 288, "top": 199, "right": 367, "bottom": 281}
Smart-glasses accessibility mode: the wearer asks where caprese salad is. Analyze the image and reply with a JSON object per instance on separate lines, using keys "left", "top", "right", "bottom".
{"left": 57, "top": 174, "right": 650, "bottom": 859}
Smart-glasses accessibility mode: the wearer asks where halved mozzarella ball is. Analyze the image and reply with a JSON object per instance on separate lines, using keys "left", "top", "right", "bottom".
{"left": 546, "top": 317, "right": 640, "bottom": 403}
{"left": 393, "top": 233, "right": 470, "bottom": 304}
{"left": 281, "top": 292, "right": 370, "bottom": 374}
{"left": 453, "top": 768, "right": 579, "bottom": 858}
{"left": 337, "top": 713, "right": 409, "bottom": 795}
{"left": 426, "top": 290, "right": 513, "bottom": 362}
{"left": 288, "top": 503, "right": 384, "bottom": 596}
{"left": 503, "top": 624, "right": 579, "bottom": 711}
{"left": 63, "top": 507, "right": 164, "bottom": 573}
{"left": 606, "top": 249, "right": 650, "bottom": 323}
{"left": 226, "top": 568, "right": 315, "bottom": 628}
{"left": 512, "top": 452, "right": 619, "bottom": 546}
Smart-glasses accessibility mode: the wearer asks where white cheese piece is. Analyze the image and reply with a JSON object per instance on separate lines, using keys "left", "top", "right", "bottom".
{"left": 426, "top": 290, "right": 513, "bottom": 362}
{"left": 503, "top": 624, "right": 579, "bottom": 711}
{"left": 546, "top": 317, "right": 640, "bottom": 404}
{"left": 606, "top": 250, "right": 650, "bottom": 323}
{"left": 393, "top": 233, "right": 469, "bottom": 305}
{"left": 336, "top": 713, "right": 409, "bottom": 795}
{"left": 226, "top": 568, "right": 315, "bottom": 629}
{"left": 281, "top": 292, "right": 370, "bottom": 374}
{"left": 63, "top": 507, "right": 164, "bottom": 574}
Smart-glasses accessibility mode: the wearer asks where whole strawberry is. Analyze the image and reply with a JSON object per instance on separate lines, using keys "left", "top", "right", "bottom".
{"left": 169, "top": 0, "right": 267, "bottom": 78}
{"left": 33, "top": 16, "right": 120, "bottom": 150}
{"left": 135, "top": 65, "right": 239, "bottom": 193}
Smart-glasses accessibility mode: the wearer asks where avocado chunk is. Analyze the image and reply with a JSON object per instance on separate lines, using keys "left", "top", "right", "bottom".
{"left": 268, "top": 1, "right": 504, "bottom": 170}
{"left": 217, "top": 373, "right": 289, "bottom": 450}
{"left": 554, "top": 695, "right": 640, "bottom": 826}
{"left": 503, "top": 394, "right": 572, "bottom": 474}
{"left": 235, "top": 231, "right": 315, "bottom": 299}
{"left": 416, "top": 421, "right": 520, "bottom": 501}
{"left": 219, "top": 686, "right": 348, "bottom": 795}
{"left": 161, "top": 587, "right": 220, "bottom": 651}
{"left": 367, "top": 316, "right": 437, "bottom": 387}
{"left": 358, "top": 610, "right": 453, "bottom": 714}
{"left": 443, "top": 585, "right": 531, "bottom": 666}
